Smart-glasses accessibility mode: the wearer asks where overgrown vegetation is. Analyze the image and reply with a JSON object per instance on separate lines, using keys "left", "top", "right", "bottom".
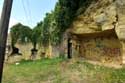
{"left": 30, "top": 21, "right": 42, "bottom": 49}
{"left": 10, "top": 23, "right": 32, "bottom": 47}
{"left": 2, "top": 58, "right": 125, "bottom": 83}
{"left": 10, "top": 0, "right": 95, "bottom": 48}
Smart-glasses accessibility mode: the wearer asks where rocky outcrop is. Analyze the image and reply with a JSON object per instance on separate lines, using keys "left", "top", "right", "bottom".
{"left": 68, "top": 0, "right": 125, "bottom": 65}
{"left": 70, "top": 0, "right": 125, "bottom": 40}
{"left": 115, "top": 0, "right": 125, "bottom": 64}
{"left": 116, "top": 0, "right": 125, "bottom": 40}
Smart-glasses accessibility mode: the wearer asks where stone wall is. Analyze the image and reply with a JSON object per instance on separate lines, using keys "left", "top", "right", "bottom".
{"left": 71, "top": 37, "right": 122, "bottom": 64}
{"left": 16, "top": 43, "right": 33, "bottom": 60}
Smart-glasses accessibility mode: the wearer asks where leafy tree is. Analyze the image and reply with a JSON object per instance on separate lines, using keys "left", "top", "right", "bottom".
{"left": 46, "top": 0, "right": 79, "bottom": 45}
{"left": 50, "top": 0, "right": 93, "bottom": 45}
{"left": 41, "top": 13, "right": 52, "bottom": 47}
{"left": 10, "top": 23, "right": 22, "bottom": 47}
{"left": 31, "top": 22, "right": 42, "bottom": 49}
{"left": 19, "top": 26, "right": 32, "bottom": 43}
{"left": 10, "top": 23, "right": 32, "bottom": 47}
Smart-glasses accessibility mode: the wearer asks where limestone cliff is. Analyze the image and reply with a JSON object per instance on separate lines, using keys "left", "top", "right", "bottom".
{"left": 70, "top": 0, "right": 125, "bottom": 40}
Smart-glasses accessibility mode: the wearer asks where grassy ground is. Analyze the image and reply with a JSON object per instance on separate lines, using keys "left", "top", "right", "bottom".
{"left": 2, "top": 58, "right": 125, "bottom": 83}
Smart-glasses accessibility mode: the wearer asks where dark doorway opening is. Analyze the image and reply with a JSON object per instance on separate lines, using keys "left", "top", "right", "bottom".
{"left": 67, "top": 38, "right": 72, "bottom": 59}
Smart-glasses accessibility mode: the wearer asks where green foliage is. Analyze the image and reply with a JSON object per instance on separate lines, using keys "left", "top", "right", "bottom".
{"left": 56, "top": 0, "right": 78, "bottom": 30}
{"left": 31, "top": 21, "right": 42, "bottom": 48}
{"left": 10, "top": 23, "right": 32, "bottom": 46}
{"left": 10, "top": 22, "right": 43, "bottom": 49}
{"left": 19, "top": 26, "right": 32, "bottom": 43}
{"left": 52, "top": 0, "right": 79, "bottom": 44}
{"left": 10, "top": 23, "right": 21, "bottom": 46}
{"left": 10, "top": 0, "right": 95, "bottom": 47}
{"left": 39, "top": 0, "right": 93, "bottom": 45}
{"left": 39, "top": 0, "right": 79, "bottom": 45}
{"left": 76, "top": 0, "right": 94, "bottom": 15}
{"left": 41, "top": 13, "right": 52, "bottom": 46}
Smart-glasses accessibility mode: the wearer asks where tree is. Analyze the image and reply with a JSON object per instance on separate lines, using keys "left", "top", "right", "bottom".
{"left": 10, "top": 23, "right": 32, "bottom": 47}
{"left": 19, "top": 25, "right": 32, "bottom": 44}
{"left": 48, "top": 0, "right": 79, "bottom": 45}
{"left": 28, "top": 0, "right": 93, "bottom": 48}
{"left": 49, "top": 0, "right": 92, "bottom": 45}
{"left": 31, "top": 22, "right": 42, "bottom": 49}
{"left": 41, "top": 13, "right": 52, "bottom": 47}
{"left": 10, "top": 23, "right": 22, "bottom": 47}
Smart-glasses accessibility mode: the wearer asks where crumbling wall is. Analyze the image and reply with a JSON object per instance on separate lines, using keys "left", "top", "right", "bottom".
{"left": 16, "top": 43, "right": 33, "bottom": 60}
{"left": 78, "top": 37, "right": 122, "bottom": 64}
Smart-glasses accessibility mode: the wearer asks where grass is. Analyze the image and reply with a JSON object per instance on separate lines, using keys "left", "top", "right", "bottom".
{"left": 2, "top": 58, "right": 125, "bottom": 83}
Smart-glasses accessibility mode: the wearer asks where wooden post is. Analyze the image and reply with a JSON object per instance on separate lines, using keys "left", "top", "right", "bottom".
{"left": 0, "top": 0, "right": 13, "bottom": 82}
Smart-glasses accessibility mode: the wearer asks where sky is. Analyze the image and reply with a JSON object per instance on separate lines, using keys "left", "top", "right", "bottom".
{"left": 0, "top": 0, "right": 58, "bottom": 28}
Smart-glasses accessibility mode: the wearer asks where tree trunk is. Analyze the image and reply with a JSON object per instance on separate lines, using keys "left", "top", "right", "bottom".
{"left": 33, "top": 42, "right": 37, "bottom": 49}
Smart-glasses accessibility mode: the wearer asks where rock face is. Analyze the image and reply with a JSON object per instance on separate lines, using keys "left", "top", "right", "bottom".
{"left": 115, "top": 0, "right": 125, "bottom": 64}
{"left": 116, "top": 0, "right": 125, "bottom": 40}
{"left": 70, "top": 0, "right": 125, "bottom": 40}
{"left": 68, "top": 0, "right": 125, "bottom": 65}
